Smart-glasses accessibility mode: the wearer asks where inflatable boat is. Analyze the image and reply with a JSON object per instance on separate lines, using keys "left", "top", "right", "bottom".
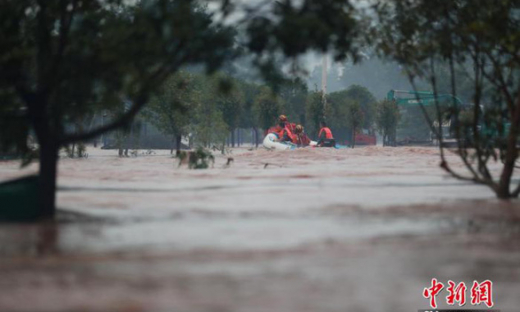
{"left": 263, "top": 133, "right": 319, "bottom": 150}
{"left": 263, "top": 133, "right": 295, "bottom": 150}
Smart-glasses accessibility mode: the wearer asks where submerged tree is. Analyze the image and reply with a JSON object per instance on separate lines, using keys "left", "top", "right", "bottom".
{"left": 375, "top": 0, "right": 520, "bottom": 198}
{"left": 212, "top": 76, "right": 244, "bottom": 147}
{"left": 306, "top": 90, "right": 326, "bottom": 137}
{"left": 238, "top": 81, "right": 262, "bottom": 147}
{"left": 0, "top": 0, "right": 235, "bottom": 218}
{"left": 253, "top": 86, "right": 283, "bottom": 133}
{"left": 334, "top": 85, "right": 377, "bottom": 131}
{"left": 191, "top": 74, "right": 231, "bottom": 149}
{"left": 1, "top": 0, "right": 366, "bottom": 219}
{"left": 327, "top": 86, "right": 377, "bottom": 142}
{"left": 278, "top": 78, "right": 309, "bottom": 125}
{"left": 345, "top": 101, "right": 364, "bottom": 148}
{"left": 144, "top": 71, "right": 198, "bottom": 155}
{"left": 376, "top": 99, "right": 400, "bottom": 146}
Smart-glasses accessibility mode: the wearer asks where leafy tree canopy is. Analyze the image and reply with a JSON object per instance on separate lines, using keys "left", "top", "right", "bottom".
{"left": 328, "top": 85, "right": 377, "bottom": 130}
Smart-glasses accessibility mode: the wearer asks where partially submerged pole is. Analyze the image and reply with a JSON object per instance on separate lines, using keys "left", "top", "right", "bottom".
{"left": 321, "top": 54, "right": 328, "bottom": 117}
{"left": 321, "top": 54, "right": 327, "bottom": 100}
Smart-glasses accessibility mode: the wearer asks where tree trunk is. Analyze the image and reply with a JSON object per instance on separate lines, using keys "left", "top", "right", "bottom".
{"left": 176, "top": 134, "right": 182, "bottom": 157}
{"left": 171, "top": 136, "right": 175, "bottom": 155}
{"left": 497, "top": 145, "right": 516, "bottom": 198}
{"left": 231, "top": 129, "right": 235, "bottom": 148}
{"left": 124, "top": 130, "right": 130, "bottom": 156}
{"left": 253, "top": 127, "right": 259, "bottom": 148}
{"left": 351, "top": 128, "right": 356, "bottom": 149}
{"left": 497, "top": 130, "right": 518, "bottom": 198}
{"left": 38, "top": 140, "right": 59, "bottom": 219}
{"left": 497, "top": 99, "right": 520, "bottom": 198}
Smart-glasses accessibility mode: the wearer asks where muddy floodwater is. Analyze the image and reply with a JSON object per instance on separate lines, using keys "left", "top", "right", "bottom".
{"left": 1, "top": 146, "right": 520, "bottom": 312}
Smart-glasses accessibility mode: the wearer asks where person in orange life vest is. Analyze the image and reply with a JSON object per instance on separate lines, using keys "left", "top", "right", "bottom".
{"left": 276, "top": 115, "right": 296, "bottom": 142}
{"left": 266, "top": 115, "right": 292, "bottom": 136}
{"left": 280, "top": 115, "right": 297, "bottom": 133}
{"left": 266, "top": 115, "right": 295, "bottom": 142}
{"left": 293, "top": 124, "right": 311, "bottom": 147}
{"left": 265, "top": 124, "right": 282, "bottom": 136}
{"left": 317, "top": 121, "right": 336, "bottom": 147}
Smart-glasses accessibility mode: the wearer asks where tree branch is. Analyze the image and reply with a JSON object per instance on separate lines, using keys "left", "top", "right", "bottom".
{"left": 36, "top": 0, "right": 51, "bottom": 99}
{"left": 60, "top": 94, "right": 147, "bottom": 145}
{"left": 59, "top": 26, "right": 194, "bottom": 145}
{"left": 471, "top": 48, "right": 495, "bottom": 182}
{"left": 49, "top": 0, "right": 77, "bottom": 92}
{"left": 482, "top": 49, "right": 515, "bottom": 115}
{"left": 406, "top": 65, "right": 488, "bottom": 185}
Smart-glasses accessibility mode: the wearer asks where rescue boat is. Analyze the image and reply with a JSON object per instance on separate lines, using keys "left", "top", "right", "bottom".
{"left": 262, "top": 133, "right": 317, "bottom": 150}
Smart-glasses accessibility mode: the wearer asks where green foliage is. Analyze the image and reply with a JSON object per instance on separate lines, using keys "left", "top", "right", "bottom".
{"left": 375, "top": 0, "right": 520, "bottom": 198}
{"left": 277, "top": 78, "right": 308, "bottom": 125}
{"left": 178, "top": 147, "right": 215, "bottom": 169}
{"left": 0, "top": 0, "right": 239, "bottom": 216}
{"left": 213, "top": 75, "right": 245, "bottom": 132}
{"left": 306, "top": 91, "right": 326, "bottom": 136}
{"left": 144, "top": 71, "right": 198, "bottom": 141}
{"left": 376, "top": 100, "right": 400, "bottom": 146}
{"left": 242, "top": 0, "right": 366, "bottom": 97}
{"left": 345, "top": 101, "right": 364, "bottom": 147}
{"left": 0, "top": 111, "right": 30, "bottom": 159}
{"left": 324, "top": 95, "right": 349, "bottom": 140}
{"left": 238, "top": 81, "right": 261, "bottom": 129}
{"left": 190, "top": 74, "right": 230, "bottom": 147}
{"left": 253, "top": 87, "right": 283, "bottom": 131}
{"left": 346, "top": 101, "right": 364, "bottom": 130}
{"left": 324, "top": 86, "right": 377, "bottom": 141}
{"left": 329, "top": 85, "right": 377, "bottom": 130}
{"left": 245, "top": 0, "right": 361, "bottom": 61}
{"left": 0, "top": 0, "right": 368, "bottom": 216}
{"left": 0, "top": 0, "right": 236, "bottom": 142}
{"left": 194, "top": 110, "right": 229, "bottom": 147}
{"left": 143, "top": 70, "right": 252, "bottom": 149}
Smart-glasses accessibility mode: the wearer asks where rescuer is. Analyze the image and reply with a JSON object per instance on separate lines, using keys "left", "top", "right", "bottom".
{"left": 276, "top": 115, "right": 295, "bottom": 143}
{"left": 317, "top": 121, "right": 336, "bottom": 147}
{"left": 293, "top": 124, "right": 311, "bottom": 147}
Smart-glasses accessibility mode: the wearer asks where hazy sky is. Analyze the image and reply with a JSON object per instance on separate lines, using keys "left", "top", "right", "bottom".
{"left": 205, "top": 0, "right": 377, "bottom": 88}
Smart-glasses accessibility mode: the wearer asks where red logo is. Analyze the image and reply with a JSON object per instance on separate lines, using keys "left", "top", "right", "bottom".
{"left": 446, "top": 280, "right": 467, "bottom": 306}
{"left": 423, "top": 278, "right": 444, "bottom": 308}
{"left": 423, "top": 279, "right": 494, "bottom": 308}
{"left": 471, "top": 280, "right": 494, "bottom": 308}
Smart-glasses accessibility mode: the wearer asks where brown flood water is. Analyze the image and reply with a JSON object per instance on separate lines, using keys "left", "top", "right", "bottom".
{"left": 0, "top": 146, "right": 519, "bottom": 312}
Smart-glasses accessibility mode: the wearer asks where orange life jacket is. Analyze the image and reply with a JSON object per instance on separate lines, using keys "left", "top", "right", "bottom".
{"left": 277, "top": 125, "right": 294, "bottom": 142}
{"left": 291, "top": 134, "right": 299, "bottom": 144}
{"left": 318, "top": 127, "right": 333, "bottom": 139}
{"left": 266, "top": 125, "right": 282, "bottom": 136}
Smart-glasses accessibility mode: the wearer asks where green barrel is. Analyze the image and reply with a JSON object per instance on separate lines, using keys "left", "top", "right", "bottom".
{"left": 0, "top": 175, "right": 39, "bottom": 221}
